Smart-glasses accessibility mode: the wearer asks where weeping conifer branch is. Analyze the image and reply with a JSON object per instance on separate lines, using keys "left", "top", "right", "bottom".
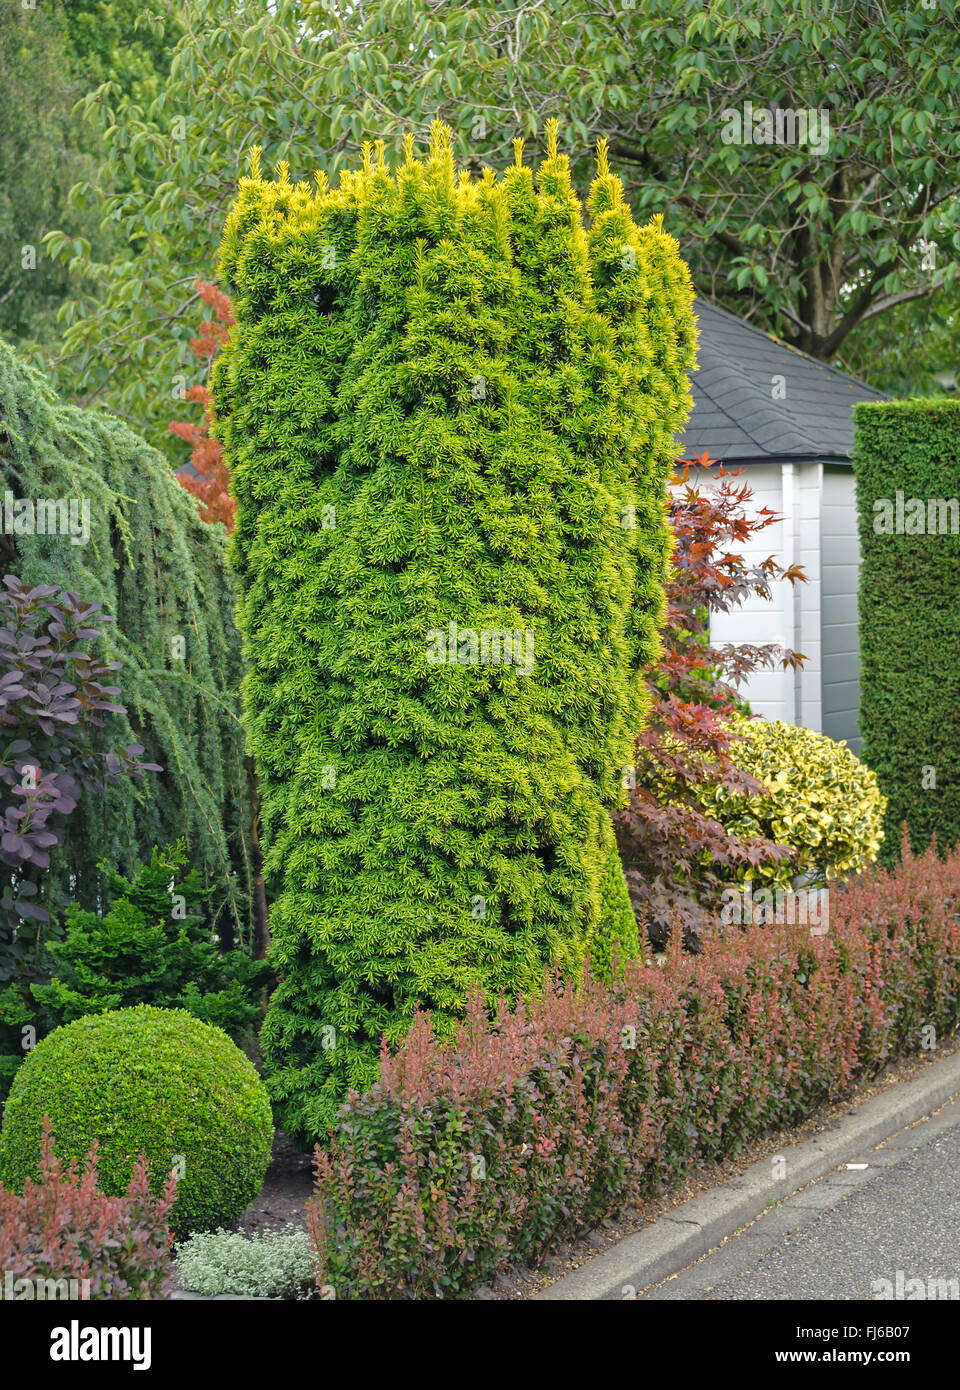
{"left": 0, "top": 341, "right": 254, "bottom": 946}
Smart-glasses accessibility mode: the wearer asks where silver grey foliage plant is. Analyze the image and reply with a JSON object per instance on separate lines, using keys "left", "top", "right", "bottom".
{"left": 175, "top": 1225, "right": 317, "bottom": 1301}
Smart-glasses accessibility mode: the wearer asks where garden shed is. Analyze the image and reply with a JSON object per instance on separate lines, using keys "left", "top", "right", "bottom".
{"left": 678, "top": 298, "right": 887, "bottom": 752}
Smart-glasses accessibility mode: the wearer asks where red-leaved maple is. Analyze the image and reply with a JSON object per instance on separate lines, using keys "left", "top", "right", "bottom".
{"left": 614, "top": 453, "right": 807, "bottom": 951}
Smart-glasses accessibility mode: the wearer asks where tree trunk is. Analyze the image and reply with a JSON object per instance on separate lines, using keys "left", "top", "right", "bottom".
{"left": 247, "top": 757, "right": 270, "bottom": 959}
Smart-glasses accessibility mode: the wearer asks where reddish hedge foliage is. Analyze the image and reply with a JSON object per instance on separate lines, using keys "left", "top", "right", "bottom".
{"left": 170, "top": 279, "right": 235, "bottom": 531}
{"left": 0, "top": 1119, "right": 177, "bottom": 1299}
{"left": 310, "top": 836, "right": 960, "bottom": 1299}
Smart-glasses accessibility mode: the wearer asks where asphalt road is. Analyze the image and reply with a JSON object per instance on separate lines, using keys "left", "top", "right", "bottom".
{"left": 640, "top": 1099, "right": 960, "bottom": 1300}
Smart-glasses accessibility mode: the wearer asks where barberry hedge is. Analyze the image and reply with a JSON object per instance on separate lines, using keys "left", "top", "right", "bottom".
{"left": 310, "top": 837, "right": 960, "bottom": 1298}
{"left": 854, "top": 398, "right": 960, "bottom": 856}
{"left": 213, "top": 122, "right": 697, "bottom": 1142}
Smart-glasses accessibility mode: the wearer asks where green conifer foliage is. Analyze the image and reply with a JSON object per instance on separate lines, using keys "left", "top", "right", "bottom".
{"left": 214, "top": 123, "right": 696, "bottom": 1143}
{"left": 0, "top": 340, "right": 252, "bottom": 937}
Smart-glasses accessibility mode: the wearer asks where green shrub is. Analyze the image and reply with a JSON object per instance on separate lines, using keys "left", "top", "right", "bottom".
{"left": 175, "top": 1225, "right": 316, "bottom": 1300}
{"left": 694, "top": 718, "right": 886, "bottom": 887}
{"left": 854, "top": 397, "right": 960, "bottom": 857}
{"left": 0, "top": 1005, "right": 272, "bottom": 1237}
{"left": 212, "top": 123, "right": 696, "bottom": 1143}
{"left": 30, "top": 843, "right": 270, "bottom": 1041}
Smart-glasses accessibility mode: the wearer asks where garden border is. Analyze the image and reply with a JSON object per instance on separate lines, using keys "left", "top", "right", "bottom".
{"left": 534, "top": 1047, "right": 960, "bottom": 1301}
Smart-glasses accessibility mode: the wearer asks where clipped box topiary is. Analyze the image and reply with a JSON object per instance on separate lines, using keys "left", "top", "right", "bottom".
{"left": 0, "top": 1005, "right": 272, "bottom": 1237}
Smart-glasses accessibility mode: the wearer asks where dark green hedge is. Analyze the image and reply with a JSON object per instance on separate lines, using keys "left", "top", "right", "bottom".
{"left": 854, "top": 397, "right": 960, "bottom": 856}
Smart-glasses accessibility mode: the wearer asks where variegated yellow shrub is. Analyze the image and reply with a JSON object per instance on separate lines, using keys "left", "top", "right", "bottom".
{"left": 696, "top": 718, "right": 886, "bottom": 887}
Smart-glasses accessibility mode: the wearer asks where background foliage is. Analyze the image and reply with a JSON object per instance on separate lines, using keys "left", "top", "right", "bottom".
{"left": 0, "top": 0, "right": 180, "bottom": 347}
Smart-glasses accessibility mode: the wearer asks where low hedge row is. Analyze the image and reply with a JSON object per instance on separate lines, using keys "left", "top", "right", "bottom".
{"left": 310, "top": 835, "right": 960, "bottom": 1299}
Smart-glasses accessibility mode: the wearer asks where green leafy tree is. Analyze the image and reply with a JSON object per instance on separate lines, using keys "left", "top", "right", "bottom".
{"left": 60, "top": 0, "right": 182, "bottom": 110}
{"left": 0, "top": 1, "right": 180, "bottom": 347}
{"left": 0, "top": 0, "right": 98, "bottom": 343}
{"left": 46, "top": 0, "right": 960, "bottom": 444}
{"left": 841, "top": 286, "right": 959, "bottom": 397}
{"left": 212, "top": 123, "right": 696, "bottom": 1143}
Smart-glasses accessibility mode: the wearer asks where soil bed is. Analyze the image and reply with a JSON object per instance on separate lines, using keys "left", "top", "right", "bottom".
{"left": 238, "top": 1129, "right": 314, "bottom": 1237}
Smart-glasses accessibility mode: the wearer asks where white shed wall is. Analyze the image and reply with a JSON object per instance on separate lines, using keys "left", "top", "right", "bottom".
{"left": 795, "top": 461, "right": 824, "bottom": 732}
{"left": 820, "top": 465, "right": 862, "bottom": 752}
{"left": 699, "top": 462, "right": 825, "bottom": 729}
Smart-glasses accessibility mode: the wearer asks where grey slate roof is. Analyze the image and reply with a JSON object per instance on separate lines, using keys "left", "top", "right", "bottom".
{"left": 677, "top": 297, "right": 887, "bottom": 464}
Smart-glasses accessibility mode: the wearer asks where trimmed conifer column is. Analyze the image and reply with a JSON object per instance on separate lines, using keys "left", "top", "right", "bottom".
{"left": 214, "top": 122, "right": 696, "bottom": 1143}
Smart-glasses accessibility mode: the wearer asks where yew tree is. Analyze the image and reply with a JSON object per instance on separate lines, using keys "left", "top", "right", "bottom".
{"left": 213, "top": 124, "right": 696, "bottom": 1142}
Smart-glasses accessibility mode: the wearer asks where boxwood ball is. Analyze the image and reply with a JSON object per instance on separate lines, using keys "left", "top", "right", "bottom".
{"left": 0, "top": 1005, "right": 273, "bottom": 1236}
